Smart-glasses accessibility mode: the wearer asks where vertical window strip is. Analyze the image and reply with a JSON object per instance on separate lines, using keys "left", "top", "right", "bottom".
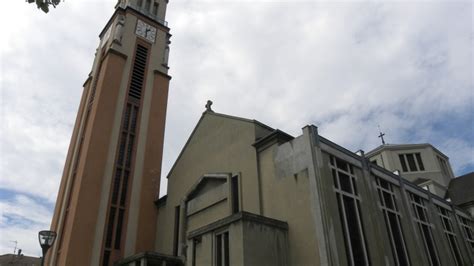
{"left": 458, "top": 216, "right": 474, "bottom": 251}
{"left": 215, "top": 232, "right": 229, "bottom": 266}
{"left": 409, "top": 193, "right": 439, "bottom": 266}
{"left": 173, "top": 206, "right": 180, "bottom": 256}
{"left": 375, "top": 178, "right": 410, "bottom": 266}
{"left": 114, "top": 209, "right": 125, "bottom": 250}
{"left": 330, "top": 156, "right": 370, "bottom": 266}
{"left": 100, "top": 44, "right": 148, "bottom": 266}
{"left": 102, "top": 250, "right": 110, "bottom": 266}
{"left": 119, "top": 171, "right": 129, "bottom": 207}
{"left": 105, "top": 207, "right": 116, "bottom": 248}
{"left": 437, "top": 206, "right": 462, "bottom": 266}
{"left": 111, "top": 170, "right": 122, "bottom": 205}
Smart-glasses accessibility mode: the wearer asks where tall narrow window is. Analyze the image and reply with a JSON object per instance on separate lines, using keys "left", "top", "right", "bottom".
{"left": 173, "top": 205, "right": 180, "bottom": 256}
{"left": 457, "top": 216, "right": 474, "bottom": 251}
{"left": 330, "top": 156, "right": 370, "bottom": 266}
{"left": 137, "top": 0, "right": 143, "bottom": 8}
{"left": 409, "top": 193, "right": 439, "bottom": 266}
{"left": 375, "top": 177, "right": 410, "bottom": 266}
{"left": 437, "top": 206, "right": 462, "bottom": 266}
{"left": 153, "top": 2, "right": 159, "bottom": 16}
{"left": 231, "top": 176, "right": 239, "bottom": 214}
{"left": 215, "top": 232, "right": 229, "bottom": 266}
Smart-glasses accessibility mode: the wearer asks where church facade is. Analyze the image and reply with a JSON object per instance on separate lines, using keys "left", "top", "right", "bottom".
{"left": 46, "top": 1, "right": 474, "bottom": 266}
{"left": 131, "top": 110, "right": 473, "bottom": 266}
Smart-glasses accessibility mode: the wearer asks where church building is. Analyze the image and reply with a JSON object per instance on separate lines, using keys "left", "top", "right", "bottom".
{"left": 46, "top": 1, "right": 474, "bottom": 266}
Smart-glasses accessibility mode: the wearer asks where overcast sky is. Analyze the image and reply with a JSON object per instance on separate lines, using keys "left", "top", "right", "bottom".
{"left": 1, "top": 0, "right": 473, "bottom": 257}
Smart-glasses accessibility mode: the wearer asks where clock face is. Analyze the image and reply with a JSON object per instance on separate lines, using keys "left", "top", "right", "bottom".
{"left": 135, "top": 19, "right": 156, "bottom": 43}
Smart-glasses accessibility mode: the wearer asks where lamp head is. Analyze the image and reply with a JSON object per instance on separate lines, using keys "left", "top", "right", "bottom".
{"left": 38, "top": 230, "right": 57, "bottom": 249}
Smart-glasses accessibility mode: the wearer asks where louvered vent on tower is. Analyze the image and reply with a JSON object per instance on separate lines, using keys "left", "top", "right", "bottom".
{"left": 128, "top": 44, "right": 148, "bottom": 100}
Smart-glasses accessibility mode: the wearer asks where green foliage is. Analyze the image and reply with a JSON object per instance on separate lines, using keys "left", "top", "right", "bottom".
{"left": 27, "top": 0, "right": 61, "bottom": 13}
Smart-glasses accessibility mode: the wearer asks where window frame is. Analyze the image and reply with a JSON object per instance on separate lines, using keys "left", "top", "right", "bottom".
{"left": 457, "top": 215, "right": 474, "bottom": 253}
{"left": 408, "top": 193, "right": 440, "bottom": 266}
{"left": 398, "top": 153, "right": 425, "bottom": 172}
{"left": 330, "top": 156, "right": 370, "bottom": 266}
{"left": 214, "top": 230, "right": 229, "bottom": 266}
{"left": 436, "top": 206, "right": 462, "bottom": 266}
{"left": 375, "top": 177, "right": 410, "bottom": 266}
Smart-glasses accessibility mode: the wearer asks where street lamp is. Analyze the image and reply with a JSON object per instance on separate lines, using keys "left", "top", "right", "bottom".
{"left": 38, "top": 230, "right": 56, "bottom": 266}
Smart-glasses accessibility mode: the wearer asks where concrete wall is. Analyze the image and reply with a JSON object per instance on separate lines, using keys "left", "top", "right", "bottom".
{"left": 155, "top": 113, "right": 271, "bottom": 255}
{"left": 242, "top": 220, "right": 288, "bottom": 266}
{"left": 257, "top": 135, "right": 320, "bottom": 265}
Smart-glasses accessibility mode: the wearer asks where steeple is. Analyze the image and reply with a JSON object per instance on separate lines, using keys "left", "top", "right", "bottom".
{"left": 46, "top": 1, "right": 172, "bottom": 265}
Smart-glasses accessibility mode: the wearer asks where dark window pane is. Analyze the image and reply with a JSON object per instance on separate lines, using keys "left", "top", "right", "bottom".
{"left": 123, "top": 104, "right": 131, "bottom": 131}
{"left": 126, "top": 135, "right": 134, "bottom": 167}
{"left": 421, "top": 225, "right": 439, "bottom": 266}
{"left": 332, "top": 169, "right": 338, "bottom": 189}
{"left": 102, "top": 250, "right": 110, "bottom": 266}
{"left": 399, "top": 155, "right": 408, "bottom": 172}
{"left": 223, "top": 232, "right": 229, "bottom": 266}
{"left": 339, "top": 172, "right": 352, "bottom": 193}
{"left": 406, "top": 154, "right": 417, "bottom": 171}
{"left": 343, "top": 195, "right": 367, "bottom": 266}
{"left": 336, "top": 157, "right": 349, "bottom": 172}
{"left": 443, "top": 217, "right": 451, "bottom": 232}
{"left": 389, "top": 213, "right": 409, "bottom": 266}
{"left": 448, "top": 234, "right": 462, "bottom": 266}
{"left": 216, "top": 234, "right": 222, "bottom": 266}
{"left": 337, "top": 195, "right": 352, "bottom": 265}
{"left": 153, "top": 3, "right": 159, "bottom": 15}
{"left": 379, "top": 178, "right": 390, "bottom": 190}
{"left": 130, "top": 106, "right": 139, "bottom": 132}
{"left": 383, "top": 191, "right": 394, "bottom": 210}
{"left": 111, "top": 170, "right": 121, "bottom": 205}
{"left": 173, "top": 206, "right": 180, "bottom": 256}
{"left": 120, "top": 171, "right": 129, "bottom": 207}
{"left": 231, "top": 176, "right": 239, "bottom": 213}
{"left": 417, "top": 206, "right": 426, "bottom": 221}
{"left": 415, "top": 153, "right": 425, "bottom": 171}
{"left": 105, "top": 207, "right": 116, "bottom": 248}
{"left": 118, "top": 132, "right": 127, "bottom": 166}
{"left": 114, "top": 209, "right": 124, "bottom": 249}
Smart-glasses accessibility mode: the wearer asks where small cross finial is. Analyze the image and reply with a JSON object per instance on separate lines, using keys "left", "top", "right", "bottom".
{"left": 205, "top": 100, "right": 214, "bottom": 112}
{"left": 378, "top": 125, "right": 386, "bottom": 145}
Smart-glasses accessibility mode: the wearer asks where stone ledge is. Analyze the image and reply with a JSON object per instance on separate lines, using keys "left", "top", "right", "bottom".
{"left": 187, "top": 211, "right": 288, "bottom": 239}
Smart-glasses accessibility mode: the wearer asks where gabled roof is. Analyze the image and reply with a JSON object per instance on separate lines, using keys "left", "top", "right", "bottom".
{"left": 448, "top": 172, "right": 474, "bottom": 206}
{"left": 165, "top": 111, "right": 274, "bottom": 179}
{"left": 366, "top": 143, "right": 449, "bottom": 159}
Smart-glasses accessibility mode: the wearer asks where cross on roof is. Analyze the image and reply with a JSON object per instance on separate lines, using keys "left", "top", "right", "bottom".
{"left": 378, "top": 125, "right": 386, "bottom": 145}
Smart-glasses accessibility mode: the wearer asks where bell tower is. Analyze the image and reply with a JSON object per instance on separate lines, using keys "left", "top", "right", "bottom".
{"left": 47, "top": 0, "right": 171, "bottom": 265}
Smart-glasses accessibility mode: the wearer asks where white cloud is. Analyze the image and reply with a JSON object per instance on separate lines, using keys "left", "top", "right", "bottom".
{"left": 0, "top": 194, "right": 52, "bottom": 256}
